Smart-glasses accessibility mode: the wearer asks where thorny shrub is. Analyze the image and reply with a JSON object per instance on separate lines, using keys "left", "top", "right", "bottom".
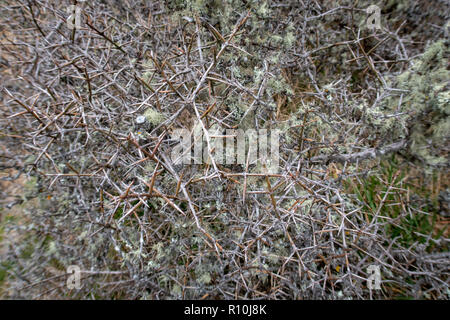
{"left": 0, "top": 0, "right": 448, "bottom": 299}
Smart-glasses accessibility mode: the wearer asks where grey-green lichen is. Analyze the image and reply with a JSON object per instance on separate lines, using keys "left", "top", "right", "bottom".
{"left": 144, "top": 108, "right": 165, "bottom": 125}
{"left": 384, "top": 40, "right": 449, "bottom": 167}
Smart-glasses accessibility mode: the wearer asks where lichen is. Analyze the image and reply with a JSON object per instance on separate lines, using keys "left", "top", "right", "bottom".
{"left": 144, "top": 108, "right": 165, "bottom": 125}
{"left": 384, "top": 40, "right": 449, "bottom": 167}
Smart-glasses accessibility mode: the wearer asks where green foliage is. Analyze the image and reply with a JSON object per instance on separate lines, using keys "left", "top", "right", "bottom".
{"left": 346, "top": 157, "right": 446, "bottom": 250}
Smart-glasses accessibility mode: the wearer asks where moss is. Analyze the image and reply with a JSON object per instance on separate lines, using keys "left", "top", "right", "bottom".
{"left": 20, "top": 242, "right": 35, "bottom": 259}
{"left": 0, "top": 261, "right": 13, "bottom": 285}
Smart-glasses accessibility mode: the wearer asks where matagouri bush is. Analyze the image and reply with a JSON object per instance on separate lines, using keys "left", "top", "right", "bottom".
{"left": 0, "top": 0, "right": 448, "bottom": 299}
